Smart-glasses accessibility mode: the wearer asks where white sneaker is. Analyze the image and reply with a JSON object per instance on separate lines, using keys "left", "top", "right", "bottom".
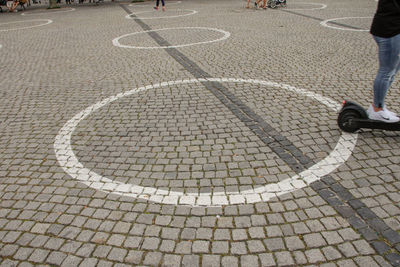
{"left": 368, "top": 105, "right": 400, "bottom": 123}
{"left": 384, "top": 106, "right": 397, "bottom": 117}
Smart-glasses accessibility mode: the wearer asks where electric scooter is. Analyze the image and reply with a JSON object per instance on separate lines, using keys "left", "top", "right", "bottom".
{"left": 337, "top": 100, "right": 400, "bottom": 133}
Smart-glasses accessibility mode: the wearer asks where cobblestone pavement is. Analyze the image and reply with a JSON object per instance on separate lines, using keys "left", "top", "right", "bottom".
{"left": 1, "top": 0, "right": 400, "bottom": 266}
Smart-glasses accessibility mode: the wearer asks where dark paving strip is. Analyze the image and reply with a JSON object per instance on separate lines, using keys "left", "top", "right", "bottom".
{"left": 281, "top": 9, "right": 366, "bottom": 31}
{"left": 120, "top": 5, "right": 400, "bottom": 265}
{"left": 121, "top": 4, "right": 309, "bottom": 173}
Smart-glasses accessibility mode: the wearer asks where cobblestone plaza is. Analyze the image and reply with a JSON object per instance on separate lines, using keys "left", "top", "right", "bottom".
{"left": 1, "top": 0, "right": 400, "bottom": 266}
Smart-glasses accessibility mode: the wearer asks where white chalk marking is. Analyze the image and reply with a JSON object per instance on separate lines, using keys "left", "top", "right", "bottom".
{"left": 54, "top": 78, "right": 358, "bottom": 206}
{"left": 112, "top": 27, "right": 230, "bottom": 49}
{"left": 0, "top": 19, "right": 52, "bottom": 32}
{"left": 125, "top": 9, "right": 197, "bottom": 20}
{"left": 320, "top": 17, "right": 372, "bottom": 31}
{"left": 287, "top": 2, "right": 327, "bottom": 10}
{"left": 21, "top": 8, "right": 75, "bottom": 16}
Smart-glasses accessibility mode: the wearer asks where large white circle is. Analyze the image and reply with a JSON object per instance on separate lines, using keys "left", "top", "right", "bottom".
{"left": 54, "top": 78, "right": 358, "bottom": 207}
{"left": 112, "top": 27, "right": 231, "bottom": 49}
{"left": 129, "top": 1, "right": 182, "bottom": 7}
{"left": 286, "top": 2, "right": 327, "bottom": 10}
{"left": 21, "top": 8, "right": 75, "bottom": 16}
{"left": 0, "top": 19, "right": 52, "bottom": 32}
{"left": 125, "top": 9, "right": 197, "bottom": 20}
{"left": 320, "top": 17, "right": 371, "bottom": 31}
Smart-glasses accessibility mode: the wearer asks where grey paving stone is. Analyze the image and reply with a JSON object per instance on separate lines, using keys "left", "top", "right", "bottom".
{"left": 221, "top": 256, "right": 238, "bottom": 267}
{"left": 160, "top": 240, "right": 175, "bottom": 252}
{"left": 264, "top": 237, "right": 285, "bottom": 251}
{"left": 162, "top": 254, "right": 182, "bottom": 267}
{"left": 305, "top": 249, "right": 325, "bottom": 264}
{"left": 275, "top": 251, "right": 295, "bottom": 266}
{"left": 232, "top": 229, "right": 247, "bottom": 241}
{"left": 182, "top": 255, "right": 200, "bottom": 267}
{"left": 143, "top": 252, "right": 163, "bottom": 266}
{"left": 46, "top": 251, "right": 68, "bottom": 265}
{"left": 214, "top": 229, "right": 230, "bottom": 240}
{"left": 258, "top": 253, "right": 275, "bottom": 267}
{"left": 196, "top": 228, "right": 213, "bottom": 240}
{"left": 247, "top": 240, "right": 266, "bottom": 253}
{"left": 353, "top": 240, "right": 375, "bottom": 255}
{"left": 141, "top": 237, "right": 161, "bottom": 250}
{"left": 230, "top": 242, "right": 247, "bottom": 255}
{"left": 192, "top": 240, "right": 210, "bottom": 254}
{"left": 107, "top": 247, "right": 127, "bottom": 262}
{"left": 61, "top": 255, "right": 83, "bottom": 267}
{"left": 28, "top": 248, "right": 50, "bottom": 263}
{"left": 285, "top": 236, "right": 305, "bottom": 251}
{"left": 13, "top": 247, "right": 33, "bottom": 261}
{"left": 125, "top": 251, "right": 144, "bottom": 265}
{"left": 322, "top": 246, "right": 342, "bottom": 261}
{"left": 338, "top": 242, "right": 358, "bottom": 258}
{"left": 0, "top": 244, "right": 18, "bottom": 257}
{"left": 175, "top": 241, "right": 192, "bottom": 254}
{"left": 202, "top": 255, "right": 221, "bottom": 267}
{"left": 303, "top": 233, "right": 327, "bottom": 248}
{"left": 293, "top": 251, "right": 307, "bottom": 265}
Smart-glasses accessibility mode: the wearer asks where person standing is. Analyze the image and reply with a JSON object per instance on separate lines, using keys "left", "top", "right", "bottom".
{"left": 246, "top": 0, "right": 266, "bottom": 9}
{"left": 368, "top": 0, "right": 400, "bottom": 122}
{"left": 154, "top": 0, "right": 165, "bottom": 11}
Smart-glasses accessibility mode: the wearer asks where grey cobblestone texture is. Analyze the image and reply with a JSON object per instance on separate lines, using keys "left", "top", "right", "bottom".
{"left": 0, "top": 0, "right": 400, "bottom": 266}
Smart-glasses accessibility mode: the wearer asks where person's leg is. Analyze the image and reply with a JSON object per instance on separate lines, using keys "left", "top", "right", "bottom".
{"left": 154, "top": 0, "right": 159, "bottom": 9}
{"left": 161, "top": 0, "right": 165, "bottom": 10}
{"left": 262, "top": 0, "right": 266, "bottom": 8}
{"left": 246, "top": 0, "right": 250, "bottom": 8}
{"left": 373, "top": 34, "right": 400, "bottom": 110}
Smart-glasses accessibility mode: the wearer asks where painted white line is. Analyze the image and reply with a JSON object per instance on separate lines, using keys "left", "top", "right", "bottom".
{"left": 320, "top": 17, "right": 371, "bottom": 31}
{"left": 54, "top": 78, "right": 358, "bottom": 207}
{"left": 125, "top": 9, "right": 197, "bottom": 20}
{"left": 112, "top": 27, "right": 230, "bottom": 49}
{"left": 129, "top": 1, "right": 181, "bottom": 7}
{"left": 21, "top": 7, "right": 75, "bottom": 16}
{"left": 0, "top": 19, "right": 53, "bottom": 32}
{"left": 287, "top": 2, "right": 327, "bottom": 10}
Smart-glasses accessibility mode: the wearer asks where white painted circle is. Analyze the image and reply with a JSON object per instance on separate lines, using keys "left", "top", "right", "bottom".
{"left": 112, "top": 27, "right": 231, "bottom": 49}
{"left": 21, "top": 8, "right": 75, "bottom": 16}
{"left": 320, "top": 17, "right": 371, "bottom": 31}
{"left": 286, "top": 2, "right": 327, "bottom": 10}
{"left": 0, "top": 19, "right": 52, "bottom": 32}
{"left": 129, "top": 1, "right": 181, "bottom": 7}
{"left": 54, "top": 78, "right": 358, "bottom": 207}
{"left": 125, "top": 9, "right": 197, "bottom": 20}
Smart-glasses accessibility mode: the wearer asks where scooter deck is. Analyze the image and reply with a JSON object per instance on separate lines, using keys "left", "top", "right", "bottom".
{"left": 353, "top": 118, "right": 400, "bottom": 131}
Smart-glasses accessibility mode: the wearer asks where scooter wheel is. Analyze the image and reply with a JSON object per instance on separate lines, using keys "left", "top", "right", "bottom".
{"left": 337, "top": 109, "right": 361, "bottom": 133}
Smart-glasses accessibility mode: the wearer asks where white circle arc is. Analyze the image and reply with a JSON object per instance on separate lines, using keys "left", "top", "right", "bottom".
{"left": 21, "top": 8, "right": 75, "bottom": 16}
{"left": 54, "top": 78, "right": 358, "bottom": 207}
{"left": 320, "top": 17, "right": 371, "bottom": 31}
{"left": 125, "top": 9, "right": 197, "bottom": 20}
{"left": 287, "top": 2, "right": 327, "bottom": 10}
{"left": 112, "top": 27, "right": 231, "bottom": 49}
{"left": 0, "top": 19, "right": 52, "bottom": 32}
